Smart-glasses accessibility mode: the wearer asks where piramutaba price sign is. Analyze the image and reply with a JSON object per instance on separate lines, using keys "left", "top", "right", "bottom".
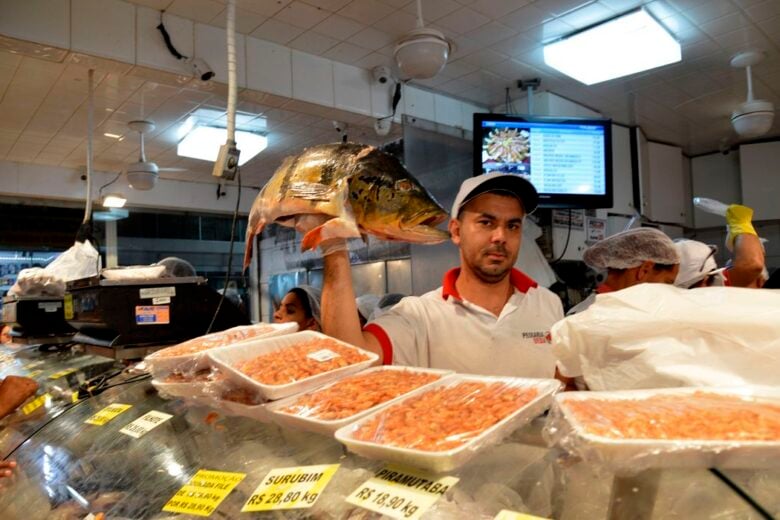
{"left": 346, "top": 465, "right": 459, "bottom": 520}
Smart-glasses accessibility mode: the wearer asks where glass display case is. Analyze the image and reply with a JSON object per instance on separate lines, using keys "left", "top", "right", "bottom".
{"left": 0, "top": 376, "right": 776, "bottom": 520}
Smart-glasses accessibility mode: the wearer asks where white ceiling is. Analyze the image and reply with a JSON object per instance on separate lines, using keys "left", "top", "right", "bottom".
{"left": 2, "top": 0, "right": 780, "bottom": 189}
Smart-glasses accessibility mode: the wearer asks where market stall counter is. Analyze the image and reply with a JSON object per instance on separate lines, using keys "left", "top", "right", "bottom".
{"left": 0, "top": 377, "right": 778, "bottom": 519}
{"left": 0, "top": 342, "right": 123, "bottom": 460}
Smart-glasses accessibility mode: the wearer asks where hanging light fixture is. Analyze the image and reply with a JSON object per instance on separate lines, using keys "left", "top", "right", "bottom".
{"left": 393, "top": 0, "right": 451, "bottom": 80}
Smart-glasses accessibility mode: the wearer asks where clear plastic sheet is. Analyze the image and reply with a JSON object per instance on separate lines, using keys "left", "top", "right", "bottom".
{"left": 544, "top": 387, "right": 780, "bottom": 474}
{"left": 207, "top": 331, "right": 378, "bottom": 401}
{"left": 144, "top": 322, "right": 298, "bottom": 378}
{"left": 552, "top": 283, "right": 780, "bottom": 390}
{"left": 336, "top": 375, "right": 562, "bottom": 472}
{"left": 267, "top": 366, "right": 451, "bottom": 434}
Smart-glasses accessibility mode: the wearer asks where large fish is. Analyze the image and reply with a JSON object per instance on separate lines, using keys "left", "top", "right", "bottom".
{"left": 243, "top": 143, "right": 449, "bottom": 269}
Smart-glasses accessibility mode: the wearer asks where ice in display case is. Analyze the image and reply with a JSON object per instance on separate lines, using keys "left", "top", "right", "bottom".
{"left": 0, "top": 376, "right": 777, "bottom": 519}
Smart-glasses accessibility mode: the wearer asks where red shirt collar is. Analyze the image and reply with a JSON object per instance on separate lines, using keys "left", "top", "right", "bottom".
{"left": 441, "top": 267, "right": 538, "bottom": 300}
{"left": 596, "top": 283, "right": 615, "bottom": 294}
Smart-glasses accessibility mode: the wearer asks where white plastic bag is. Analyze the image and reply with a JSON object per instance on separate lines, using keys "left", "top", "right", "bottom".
{"left": 515, "top": 217, "right": 557, "bottom": 288}
{"left": 8, "top": 240, "right": 99, "bottom": 297}
{"left": 552, "top": 284, "right": 780, "bottom": 390}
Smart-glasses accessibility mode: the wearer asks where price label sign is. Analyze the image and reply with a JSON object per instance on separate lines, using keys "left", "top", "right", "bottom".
{"left": 84, "top": 404, "right": 132, "bottom": 426}
{"left": 22, "top": 393, "right": 51, "bottom": 415}
{"left": 346, "top": 465, "right": 459, "bottom": 520}
{"left": 163, "top": 469, "right": 245, "bottom": 517}
{"left": 120, "top": 410, "right": 173, "bottom": 438}
{"left": 242, "top": 464, "right": 339, "bottom": 512}
{"left": 495, "top": 510, "right": 550, "bottom": 520}
{"left": 48, "top": 367, "right": 77, "bottom": 380}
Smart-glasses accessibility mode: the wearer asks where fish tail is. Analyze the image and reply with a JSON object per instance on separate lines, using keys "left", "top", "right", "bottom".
{"left": 242, "top": 219, "right": 265, "bottom": 271}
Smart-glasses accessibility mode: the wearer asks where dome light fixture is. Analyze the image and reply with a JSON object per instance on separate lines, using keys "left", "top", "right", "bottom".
{"left": 730, "top": 50, "right": 775, "bottom": 139}
{"left": 393, "top": 0, "right": 451, "bottom": 80}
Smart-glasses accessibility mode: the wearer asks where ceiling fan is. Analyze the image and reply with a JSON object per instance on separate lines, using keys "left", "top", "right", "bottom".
{"left": 125, "top": 119, "right": 186, "bottom": 190}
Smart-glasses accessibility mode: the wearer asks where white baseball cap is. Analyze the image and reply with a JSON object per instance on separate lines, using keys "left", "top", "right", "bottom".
{"left": 674, "top": 239, "right": 726, "bottom": 288}
{"left": 451, "top": 173, "right": 538, "bottom": 218}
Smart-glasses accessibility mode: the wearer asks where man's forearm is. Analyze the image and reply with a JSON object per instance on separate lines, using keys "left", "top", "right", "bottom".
{"left": 321, "top": 250, "right": 368, "bottom": 349}
{"left": 730, "top": 234, "right": 765, "bottom": 287}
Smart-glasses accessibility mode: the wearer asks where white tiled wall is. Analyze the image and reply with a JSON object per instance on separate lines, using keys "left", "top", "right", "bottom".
{"left": 0, "top": 0, "right": 69, "bottom": 49}
{"left": 71, "top": 0, "right": 136, "bottom": 64}
{"left": 246, "top": 38, "right": 292, "bottom": 97}
{"left": 136, "top": 7, "right": 194, "bottom": 76}
{"left": 3, "top": 0, "right": 487, "bottom": 134}
{"left": 291, "top": 51, "right": 334, "bottom": 106}
{"left": 194, "top": 23, "right": 247, "bottom": 87}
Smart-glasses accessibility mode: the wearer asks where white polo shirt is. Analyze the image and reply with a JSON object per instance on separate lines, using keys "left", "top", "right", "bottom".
{"left": 363, "top": 268, "right": 564, "bottom": 378}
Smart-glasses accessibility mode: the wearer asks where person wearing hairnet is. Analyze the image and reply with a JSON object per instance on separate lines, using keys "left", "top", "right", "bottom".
{"left": 274, "top": 285, "right": 321, "bottom": 331}
{"left": 674, "top": 204, "right": 766, "bottom": 289}
{"left": 568, "top": 227, "right": 680, "bottom": 315}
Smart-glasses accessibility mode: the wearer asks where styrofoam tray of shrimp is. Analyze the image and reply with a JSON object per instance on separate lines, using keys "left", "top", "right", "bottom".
{"left": 145, "top": 322, "right": 298, "bottom": 376}
{"left": 207, "top": 331, "right": 379, "bottom": 401}
{"left": 266, "top": 366, "right": 454, "bottom": 436}
{"left": 335, "top": 374, "right": 562, "bottom": 473}
{"left": 548, "top": 386, "right": 780, "bottom": 472}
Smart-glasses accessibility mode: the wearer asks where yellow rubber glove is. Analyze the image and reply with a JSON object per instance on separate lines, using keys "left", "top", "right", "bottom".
{"left": 726, "top": 204, "right": 757, "bottom": 251}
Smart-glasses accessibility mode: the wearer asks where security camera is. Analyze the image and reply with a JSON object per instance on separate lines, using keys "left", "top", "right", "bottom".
{"left": 374, "top": 117, "right": 392, "bottom": 137}
{"left": 188, "top": 57, "right": 215, "bottom": 81}
{"left": 372, "top": 65, "right": 392, "bottom": 85}
{"left": 332, "top": 120, "right": 347, "bottom": 133}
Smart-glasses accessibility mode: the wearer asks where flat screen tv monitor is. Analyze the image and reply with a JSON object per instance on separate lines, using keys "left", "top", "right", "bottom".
{"left": 473, "top": 113, "right": 613, "bottom": 209}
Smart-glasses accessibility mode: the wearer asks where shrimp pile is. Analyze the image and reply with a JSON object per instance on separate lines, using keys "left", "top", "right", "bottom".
{"left": 353, "top": 381, "right": 538, "bottom": 451}
{"left": 566, "top": 392, "right": 780, "bottom": 441}
{"left": 280, "top": 370, "right": 441, "bottom": 420}
{"left": 152, "top": 324, "right": 279, "bottom": 358}
{"left": 236, "top": 338, "right": 369, "bottom": 386}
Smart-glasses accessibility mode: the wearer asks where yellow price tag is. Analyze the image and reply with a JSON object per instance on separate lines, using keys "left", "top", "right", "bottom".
{"left": 49, "top": 368, "right": 77, "bottom": 380}
{"left": 242, "top": 464, "right": 339, "bottom": 512}
{"left": 346, "top": 465, "right": 458, "bottom": 520}
{"left": 72, "top": 391, "right": 80, "bottom": 403}
{"left": 163, "top": 469, "right": 245, "bottom": 517}
{"left": 24, "top": 360, "right": 45, "bottom": 370}
{"left": 26, "top": 370, "right": 43, "bottom": 378}
{"left": 495, "top": 510, "right": 550, "bottom": 520}
{"left": 84, "top": 404, "right": 132, "bottom": 426}
{"left": 22, "top": 393, "right": 51, "bottom": 415}
{"left": 64, "top": 294, "right": 74, "bottom": 320}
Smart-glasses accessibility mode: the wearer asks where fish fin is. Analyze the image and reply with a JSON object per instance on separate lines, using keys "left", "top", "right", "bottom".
{"left": 286, "top": 181, "right": 334, "bottom": 201}
{"left": 242, "top": 218, "right": 266, "bottom": 271}
{"left": 301, "top": 218, "right": 361, "bottom": 251}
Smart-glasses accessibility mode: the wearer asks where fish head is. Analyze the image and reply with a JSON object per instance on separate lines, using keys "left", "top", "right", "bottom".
{"left": 349, "top": 149, "right": 449, "bottom": 244}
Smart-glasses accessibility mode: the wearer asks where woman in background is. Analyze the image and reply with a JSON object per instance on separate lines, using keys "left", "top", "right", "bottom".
{"left": 274, "top": 285, "right": 322, "bottom": 332}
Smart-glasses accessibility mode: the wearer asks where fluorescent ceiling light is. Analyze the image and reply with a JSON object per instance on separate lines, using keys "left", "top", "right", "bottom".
{"left": 104, "top": 132, "right": 124, "bottom": 140}
{"left": 543, "top": 9, "right": 681, "bottom": 85}
{"left": 102, "top": 193, "right": 127, "bottom": 208}
{"left": 177, "top": 125, "right": 267, "bottom": 166}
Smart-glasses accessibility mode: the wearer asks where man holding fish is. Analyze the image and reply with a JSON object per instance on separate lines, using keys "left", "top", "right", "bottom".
{"left": 244, "top": 144, "right": 564, "bottom": 378}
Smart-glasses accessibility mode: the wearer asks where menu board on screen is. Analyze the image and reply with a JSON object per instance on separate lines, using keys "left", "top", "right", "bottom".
{"left": 473, "top": 114, "right": 613, "bottom": 209}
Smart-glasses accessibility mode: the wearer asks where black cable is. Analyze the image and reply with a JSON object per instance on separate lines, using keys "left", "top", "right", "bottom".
{"left": 157, "top": 15, "right": 188, "bottom": 61}
{"left": 709, "top": 468, "right": 775, "bottom": 520}
{"left": 97, "top": 171, "right": 122, "bottom": 197}
{"left": 4, "top": 398, "right": 86, "bottom": 460}
{"left": 206, "top": 167, "right": 241, "bottom": 334}
{"left": 551, "top": 209, "right": 573, "bottom": 264}
{"left": 377, "top": 82, "right": 403, "bottom": 122}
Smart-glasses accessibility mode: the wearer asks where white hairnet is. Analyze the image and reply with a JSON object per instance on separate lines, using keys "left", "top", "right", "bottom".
{"left": 356, "top": 294, "right": 381, "bottom": 321}
{"left": 583, "top": 228, "right": 679, "bottom": 270}
{"left": 674, "top": 239, "right": 723, "bottom": 288}
{"left": 289, "top": 285, "right": 321, "bottom": 326}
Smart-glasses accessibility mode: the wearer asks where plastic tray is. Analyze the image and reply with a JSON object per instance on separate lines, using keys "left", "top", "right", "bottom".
{"left": 151, "top": 380, "right": 270, "bottom": 422}
{"left": 145, "top": 322, "right": 298, "bottom": 376}
{"left": 549, "top": 386, "right": 780, "bottom": 472}
{"left": 151, "top": 379, "right": 207, "bottom": 400}
{"left": 267, "top": 366, "right": 453, "bottom": 435}
{"left": 207, "top": 331, "right": 379, "bottom": 401}
{"left": 335, "top": 375, "right": 562, "bottom": 473}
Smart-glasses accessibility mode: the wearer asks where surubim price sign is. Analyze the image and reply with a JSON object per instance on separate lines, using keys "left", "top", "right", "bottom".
{"left": 241, "top": 464, "right": 340, "bottom": 512}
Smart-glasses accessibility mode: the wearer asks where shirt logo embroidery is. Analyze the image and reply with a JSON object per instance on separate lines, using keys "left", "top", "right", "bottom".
{"left": 522, "top": 331, "right": 552, "bottom": 344}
